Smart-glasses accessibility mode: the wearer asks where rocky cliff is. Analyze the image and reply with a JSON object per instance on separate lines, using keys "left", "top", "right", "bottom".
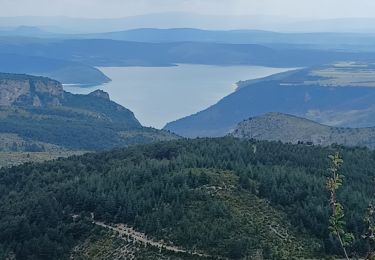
{"left": 0, "top": 73, "right": 63, "bottom": 107}
{"left": 89, "top": 89, "right": 110, "bottom": 100}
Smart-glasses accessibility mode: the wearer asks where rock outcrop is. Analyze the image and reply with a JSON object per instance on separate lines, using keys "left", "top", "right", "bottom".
{"left": 89, "top": 89, "right": 110, "bottom": 100}
{"left": 0, "top": 73, "right": 63, "bottom": 107}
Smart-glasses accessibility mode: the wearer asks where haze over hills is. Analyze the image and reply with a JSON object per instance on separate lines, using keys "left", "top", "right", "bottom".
{"left": 0, "top": 53, "right": 110, "bottom": 86}
{"left": 2, "top": 14, "right": 375, "bottom": 33}
{"left": 0, "top": 14, "right": 297, "bottom": 33}
{"left": 4, "top": 27, "right": 375, "bottom": 53}
{"left": 2, "top": 37, "right": 375, "bottom": 71}
{"left": 76, "top": 28, "right": 375, "bottom": 51}
{"left": 231, "top": 112, "right": 375, "bottom": 149}
{"left": 0, "top": 26, "right": 53, "bottom": 37}
{"left": 164, "top": 63, "right": 375, "bottom": 137}
{"left": 2, "top": 27, "right": 375, "bottom": 87}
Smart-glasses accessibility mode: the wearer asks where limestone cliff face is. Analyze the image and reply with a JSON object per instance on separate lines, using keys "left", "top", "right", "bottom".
{"left": 0, "top": 74, "right": 64, "bottom": 107}
{"left": 0, "top": 80, "right": 30, "bottom": 106}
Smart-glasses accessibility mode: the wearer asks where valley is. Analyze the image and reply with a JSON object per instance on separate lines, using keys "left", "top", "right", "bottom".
{"left": 65, "top": 65, "right": 291, "bottom": 128}
{"left": 2, "top": 61, "right": 375, "bottom": 259}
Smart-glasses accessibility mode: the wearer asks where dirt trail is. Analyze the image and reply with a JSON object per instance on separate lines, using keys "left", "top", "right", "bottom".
{"left": 94, "top": 221, "right": 210, "bottom": 258}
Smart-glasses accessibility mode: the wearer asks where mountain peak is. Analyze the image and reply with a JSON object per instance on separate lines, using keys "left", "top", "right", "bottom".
{"left": 231, "top": 112, "right": 375, "bottom": 149}
{"left": 89, "top": 89, "right": 110, "bottom": 100}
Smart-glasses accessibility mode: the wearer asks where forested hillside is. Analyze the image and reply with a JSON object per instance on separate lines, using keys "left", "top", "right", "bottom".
{"left": 0, "top": 73, "right": 178, "bottom": 167}
{"left": 0, "top": 138, "right": 374, "bottom": 259}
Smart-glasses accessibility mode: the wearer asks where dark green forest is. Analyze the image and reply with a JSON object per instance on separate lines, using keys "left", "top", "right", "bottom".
{"left": 0, "top": 137, "right": 374, "bottom": 259}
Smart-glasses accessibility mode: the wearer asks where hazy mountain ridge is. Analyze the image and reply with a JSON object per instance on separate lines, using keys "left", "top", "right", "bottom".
{"left": 2, "top": 37, "right": 375, "bottom": 68}
{"left": 4, "top": 27, "right": 375, "bottom": 53}
{"left": 2, "top": 14, "right": 375, "bottom": 33}
{"left": 2, "top": 31, "right": 375, "bottom": 87}
{"left": 231, "top": 112, "right": 375, "bottom": 149}
{"left": 77, "top": 28, "right": 375, "bottom": 52}
{"left": 0, "top": 53, "right": 110, "bottom": 85}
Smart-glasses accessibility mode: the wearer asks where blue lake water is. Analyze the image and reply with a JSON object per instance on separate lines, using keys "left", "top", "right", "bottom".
{"left": 64, "top": 65, "right": 291, "bottom": 128}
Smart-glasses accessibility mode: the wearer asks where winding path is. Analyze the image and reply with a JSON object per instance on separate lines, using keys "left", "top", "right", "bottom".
{"left": 94, "top": 221, "right": 210, "bottom": 258}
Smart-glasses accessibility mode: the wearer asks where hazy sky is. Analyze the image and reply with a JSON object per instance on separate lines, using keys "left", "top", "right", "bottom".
{"left": 1, "top": 0, "right": 375, "bottom": 19}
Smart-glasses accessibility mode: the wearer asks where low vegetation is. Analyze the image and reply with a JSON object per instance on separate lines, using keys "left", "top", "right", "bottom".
{"left": 231, "top": 112, "right": 375, "bottom": 149}
{"left": 0, "top": 151, "right": 86, "bottom": 168}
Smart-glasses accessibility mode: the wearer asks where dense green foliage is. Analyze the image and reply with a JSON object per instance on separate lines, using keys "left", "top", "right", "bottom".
{"left": 0, "top": 108, "right": 177, "bottom": 150}
{"left": 1, "top": 137, "right": 375, "bottom": 259}
{"left": 0, "top": 106, "right": 167, "bottom": 151}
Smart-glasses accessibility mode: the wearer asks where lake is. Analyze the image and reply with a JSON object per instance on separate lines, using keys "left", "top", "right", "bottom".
{"left": 64, "top": 65, "right": 291, "bottom": 128}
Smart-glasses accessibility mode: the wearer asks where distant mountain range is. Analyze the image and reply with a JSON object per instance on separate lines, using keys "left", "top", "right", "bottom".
{"left": 164, "top": 64, "right": 375, "bottom": 137}
{"left": 77, "top": 28, "right": 375, "bottom": 52}
{"left": 2, "top": 37, "right": 375, "bottom": 69}
{"left": 0, "top": 73, "right": 177, "bottom": 154}
{"left": 231, "top": 112, "right": 375, "bottom": 149}
{"left": 2, "top": 14, "right": 375, "bottom": 33}
{"left": 3, "top": 27, "right": 375, "bottom": 85}
{"left": 0, "top": 25, "right": 53, "bottom": 37}
{"left": 3, "top": 27, "right": 375, "bottom": 52}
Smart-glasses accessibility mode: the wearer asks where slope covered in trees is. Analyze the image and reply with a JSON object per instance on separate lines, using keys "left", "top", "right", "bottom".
{"left": 0, "top": 73, "right": 177, "bottom": 156}
{"left": 0, "top": 138, "right": 375, "bottom": 259}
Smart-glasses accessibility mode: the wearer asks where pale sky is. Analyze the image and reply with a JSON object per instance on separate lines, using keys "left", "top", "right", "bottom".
{"left": 1, "top": 0, "right": 375, "bottom": 19}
